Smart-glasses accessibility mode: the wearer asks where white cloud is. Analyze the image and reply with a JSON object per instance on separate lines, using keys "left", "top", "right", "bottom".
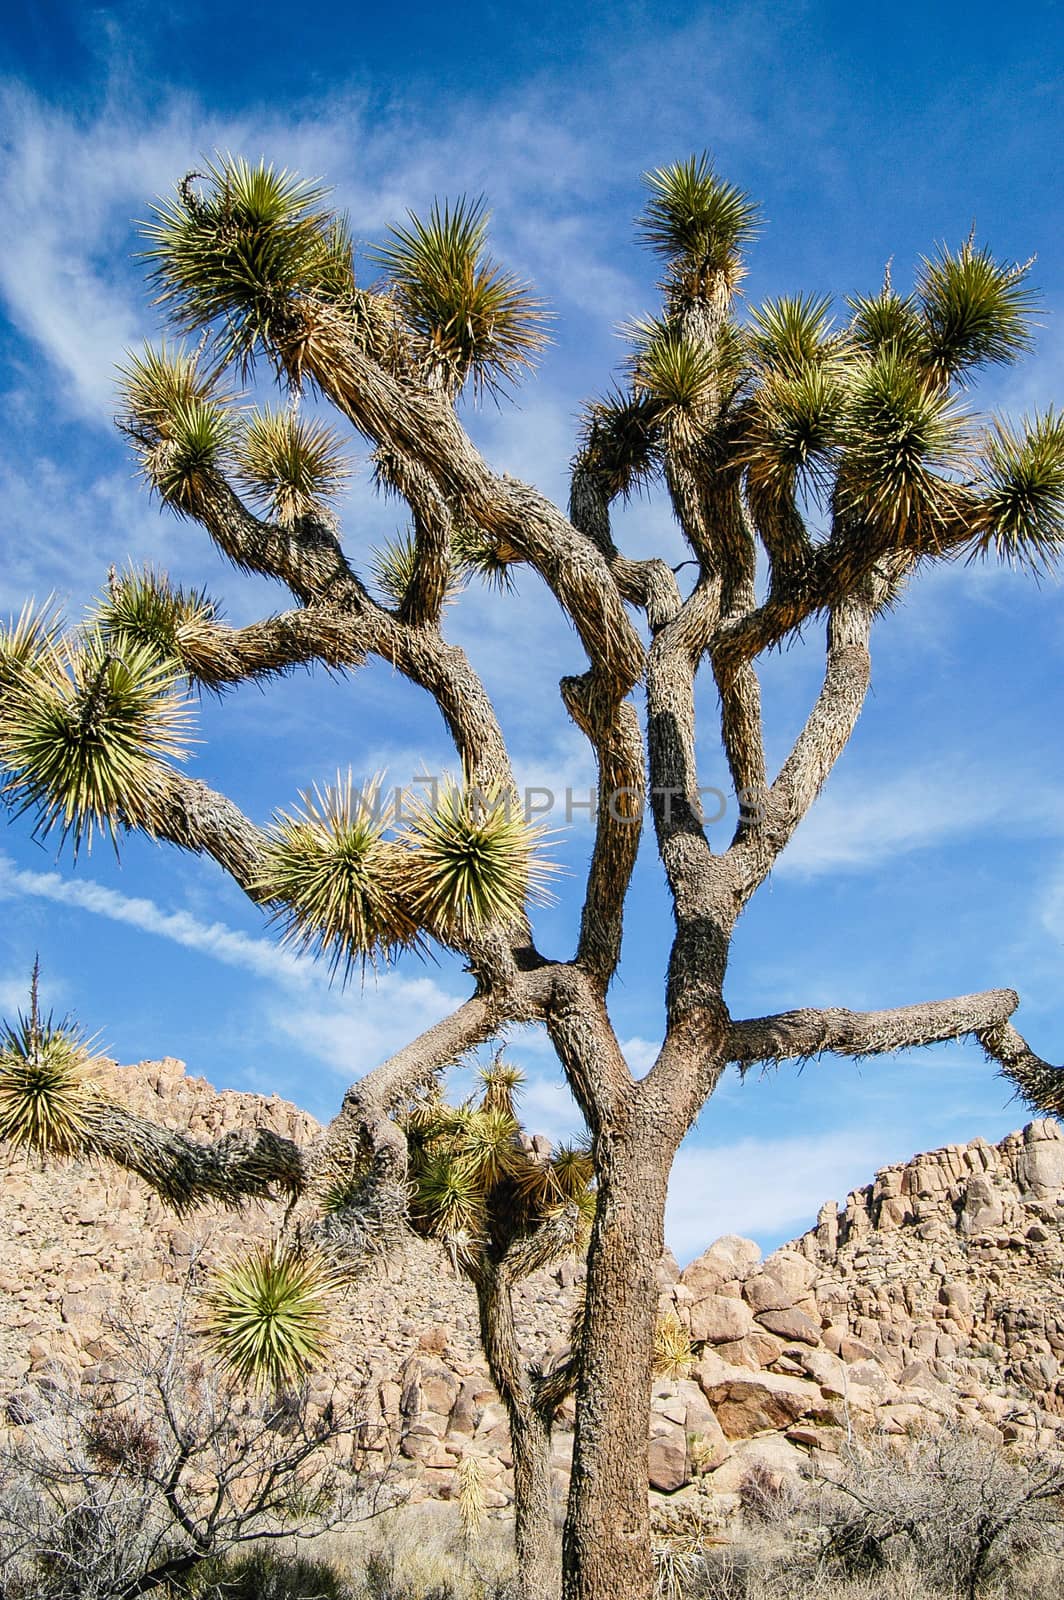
{"left": 621, "top": 1035, "right": 661, "bottom": 1074}
{"left": 666, "top": 1127, "right": 886, "bottom": 1265}
{"left": 0, "top": 853, "right": 311, "bottom": 986}
{"left": 0, "top": 972, "right": 36, "bottom": 1014}
{"left": 0, "top": 852, "right": 482, "bottom": 1086}
{"left": 266, "top": 971, "right": 465, "bottom": 1082}
{"left": 777, "top": 764, "right": 1064, "bottom": 879}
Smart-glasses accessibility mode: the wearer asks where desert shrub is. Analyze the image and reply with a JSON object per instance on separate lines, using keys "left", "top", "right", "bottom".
{"left": 737, "top": 1461, "right": 803, "bottom": 1526}
{"left": 184, "top": 1547, "right": 356, "bottom": 1598}
{"left": 817, "top": 1424, "right": 1064, "bottom": 1598}
{"left": 355, "top": 1545, "right": 515, "bottom": 1600}
{"left": 0, "top": 1307, "right": 379, "bottom": 1600}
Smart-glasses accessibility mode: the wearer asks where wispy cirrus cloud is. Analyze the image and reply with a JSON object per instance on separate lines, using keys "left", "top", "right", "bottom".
{"left": 0, "top": 852, "right": 311, "bottom": 986}
{"left": 777, "top": 763, "right": 1064, "bottom": 879}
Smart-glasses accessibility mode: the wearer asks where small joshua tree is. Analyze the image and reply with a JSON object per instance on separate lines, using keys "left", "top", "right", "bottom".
{"left": 328, "top": 1056, "right": 594, "bottom": 1600}
{"left": 2, "top": 152, "right": 1064, "bottom": 1599}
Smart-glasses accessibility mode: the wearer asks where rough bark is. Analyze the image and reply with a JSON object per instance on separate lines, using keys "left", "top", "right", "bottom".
{"left": 473, "top": 1261, "right": 560, "bottom": 1600}
{"left": 562, "top": 1117, "right": 675, "bottom": 1600}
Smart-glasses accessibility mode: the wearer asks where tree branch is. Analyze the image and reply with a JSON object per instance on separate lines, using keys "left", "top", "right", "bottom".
{"left": 977, "top": 1019, "right": 1064, "bottom": 1115}
{"left": 295, "top": 309, "right": 646, "bottom": 698}
{"left": 187, "top": 473, "right": 362, "bottom": 607}
{"left": 79, "top": 1099, "right": 306, "bottom": 1214}
{"left": 727, "top": 987, "right": 1022, "bottom": 1071}
{"left": 142, "top": 769, "right": 268, "bottom": 894}
{"left": 177, "top": 604, "right": 373, "bottom": 688}
{"left": 564, "top": 674, "right": 644, "bottom": 988}
{"left": 729, "top": 593, "right": 874, "bottom": 898}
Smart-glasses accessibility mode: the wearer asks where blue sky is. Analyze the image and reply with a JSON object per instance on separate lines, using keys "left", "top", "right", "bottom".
{"left": 1, "top": 0, "right": 1062, "bottom": 1261}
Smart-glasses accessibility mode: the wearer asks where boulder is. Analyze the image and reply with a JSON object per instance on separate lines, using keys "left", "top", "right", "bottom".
{"left": 755, "top": 1306, "right": 821, "bottom": 1345}
{"left": 690, "top": 1293, "right": 756, "bottom": 1345}
{"left": 701, "top": 1372, "right": 818, "bottom": 1439}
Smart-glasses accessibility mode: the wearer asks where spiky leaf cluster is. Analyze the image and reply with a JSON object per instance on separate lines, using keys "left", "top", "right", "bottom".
{"left": 916, "top": 242, "right": 1036, "bottom": 385}
{"left": 400, "top": 780, "right": 555, "bottom": 942}
{"left": 848, "top": 287, "right": 925, "bottom": 363}
{"left": 401, "top": 1063, "right": 596, "bottom": 1270}
{"left": 118, "top": 345, "right": 235, "bottom": 512}
{"left": 201, "top": 1243, "right": 339, "bottom": 1390}
{"left": 372, "top": 198, "right": 548, "bottom": 397}
{"left": 143, "top": 158, "right": 354, "bottom": 371}
{"left": 747, "top": 294, "right": 840, "bottom": 377}
{"left": 741, "top": 365, "right": 846, "bottom": 504}
{"left": 977, "top": 412, "right": 1064, "bottom": 571}
{"left": 628, "top": 319, "right": 720, "bottom": 444}
{"left": 92, "top": 566, "right": 219, "bottom": 668}
{"left": 834, "top": 351, "right": 969, "bottom": 541}
{"left": 0, "top": 625, "right": 193, "bottom": 853}
{"left": 234, "top": 407, "right": 351, "bottom": 526}
{"left": 449, "top": 521, "right": 519, "bottom": 592}
{"left": 0, "top": 600, "right": 62, "bottom": 694}
{"left": 578, "top": 388, "right": 662, "bottom": 501}
{"left": 257, "top": 775, "right": 419, "bottom": 980}
{"left": 639, "top": 154, "right": 759, "bottom": 296}
{"left": 370, "top": 528, "right": 466, "bottom": 609}
{"left": 0, "top": 1003, "right": 98, "bottom": 1157}
{"left": 652, "top": 1310, "right": 695, "bottom": 1381}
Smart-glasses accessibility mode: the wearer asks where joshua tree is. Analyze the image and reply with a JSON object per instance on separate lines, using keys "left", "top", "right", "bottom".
{"left": 1, "top": 153, "right": 1064, "bottom": 1600}
{"left": 392, "top": 1058, "right": 594, "bottom": 1596}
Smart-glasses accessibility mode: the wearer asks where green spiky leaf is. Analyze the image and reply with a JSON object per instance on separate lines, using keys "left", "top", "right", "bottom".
{"left": 550, "top": 1141, "right": 595, "bottom": 1201}
{"left": 117, "top": 343, "right": 220, "bottom": 431}
{"left": 372, "top": 197, "right": 549, "bottom": 397}
{"left": 457, "top": 1106, "right": 523, "bottom": 1189}
{"left": 628, "top": 319, "right": 720, "bottom": 442}
{"left": 235, "top": 407, "right": 351, "bottom": 526}
{"left": 478, "top": 1059, "right": 525, "bottom": 1118}
{"left": 410, "top": 1149, "right": 488, "bottom": 1242}
{"left": 152, "top": 396, "right": 236, "bottom": 512}
{"left": 257, "top": 773, "right": 419, "bottom": 980}
{"left": 370, "top": 528, "right": 465, "bottom": 609}
{"left": 449, "top": 522, "right": 518, "bottom": 592}
{"left": 747, "top": 294, "right": 839, "bottom": 376}
{"left": 741, "top": 365, "right": 845, "bottom": 502}
{"left": 143, "top": 157, "right": 351, "bottom": 372}
{"left": 117, "top": 345, "right": 236, "bottom": 511}
{"left": 201, "top": 1243, "right": 339, "bottom": 1390}
{"left": 639, "top": 154, "right": 758, "bottom": 292}
{"left": 652, "top": 1310, "right": 694, "bottom": 1380}
{"left": 848, "top": 288, "right": 924, "bottom": 363}
{"left": 0, "top": 1001, "right": 98, "bottom": 1157}
{"left": 0, "top": 600, "right": 64, "bottom": 695}
{"left": 400, "top": 780, "right": 555, "bottom": 943}
{"left": 976, "top": 411, "right": 1064, "bottom": 571}
{"left": 916, "top": 241, "right": 1037, "bottom": 384}
{"left": 836, "top": 351, "right": 969, "bottom": 541}
{"left": 0, "top": 629, "right": 193, "bottom": 854}
{"left": 578, "top": 388, "right": 662, "bottom": 501}
{"left": 92, "top": 566, "right": 219, "bottom": 666}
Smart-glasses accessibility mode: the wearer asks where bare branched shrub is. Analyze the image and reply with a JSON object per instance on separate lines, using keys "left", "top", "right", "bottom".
{"left": 737, "top": 1462, "right": 803, "bottom": 1526}
{"left": 817, "top": 1423, "right": 1064, "bottom": 1599}
{"left": 0, "top": 1305, "right": 386, "bottom": 1600}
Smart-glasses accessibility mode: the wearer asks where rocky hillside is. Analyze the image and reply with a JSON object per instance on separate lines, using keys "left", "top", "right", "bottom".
{"left": 1, "top": 1058, "right": 1062, "bottom": 1522}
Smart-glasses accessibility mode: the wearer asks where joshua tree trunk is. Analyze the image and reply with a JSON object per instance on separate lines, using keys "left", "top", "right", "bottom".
{"left": 563, "top": 1132, "right": 672, "bottom": 1600}
{"left": 508, "top": 1406, "right": 557, "bottom": 1600}
{"left": 473, "top": 1260, "right": 561, "bottom": 1600}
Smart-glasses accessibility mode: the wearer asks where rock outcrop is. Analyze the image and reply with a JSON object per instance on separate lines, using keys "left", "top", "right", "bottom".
{"left": 2, "top": 1058, "right": 1062, "bottom": 1520}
